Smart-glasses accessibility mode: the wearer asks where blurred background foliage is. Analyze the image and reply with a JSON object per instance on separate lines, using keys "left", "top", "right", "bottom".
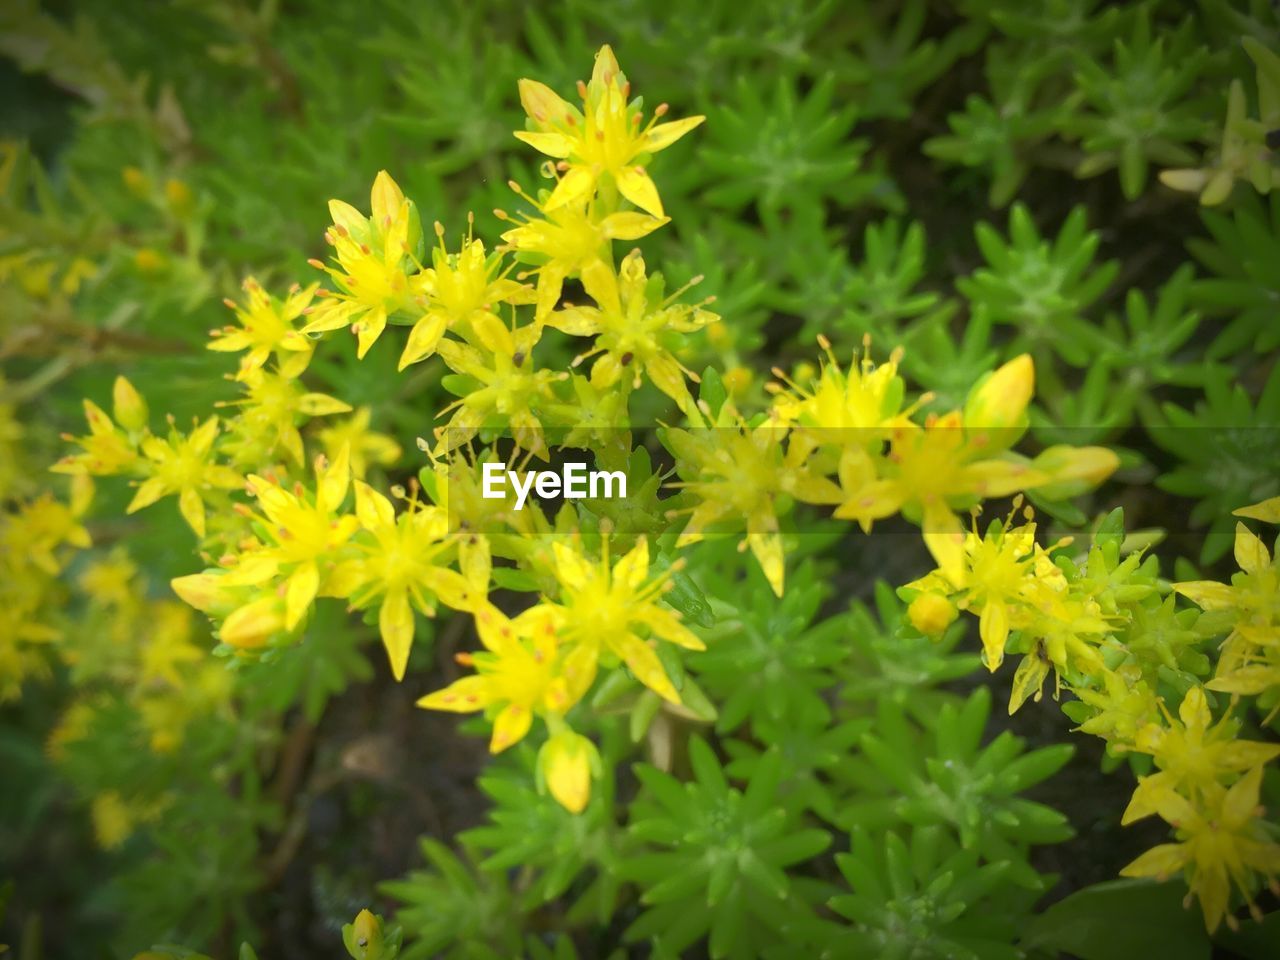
{"left": 1, "top": 0, "right": 1278, "bottom": 957}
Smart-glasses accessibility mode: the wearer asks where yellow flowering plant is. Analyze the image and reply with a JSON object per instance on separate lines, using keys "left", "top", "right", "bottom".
{"left": 3, "top": 13, "right": 1279, "bottom": 959}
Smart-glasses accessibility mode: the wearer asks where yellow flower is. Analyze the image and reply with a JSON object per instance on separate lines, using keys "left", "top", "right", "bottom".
{"left": 417, "top": 602, "right": 568, "bottom": 751}
{"left": 51, "top": 380, "right": 146, "bottom": 477}
{"left": 769, "top": 336, "right": 910, "bottom": 438}
{"left": 1121, "top": 766, "right": 1280, "bottom": 932}
{"left": 1177, "top": 523, "right": 1280, "bottom": 703}
{"left": 1123, "top": 686, "right": 1280, "bottom": 824}
{"left": 548, "top": 250, "right": 716, "bottom": 414}
{"left": 939, "top": 516, "right": 1045, "bottom": 671}
{"left": 317, "top": 407, "right": 401, "bottom": 480}
{"left": 91, "top": 790, "right": 135, "bottom": 850}
{"left": 303, "top": 170, "right": 427, "bottom": 358}
{"left": 1067, "top": 668, "right": 1160, "bottom": 742}
{"left": 220, "top": 367, "right": 351, "bottom": 467}
{"left": 535, "top": 537, "right": 705, "bottom": 703}
{"left": 3, "top": 491, "right": 92, "bottom": 577}
{"left": 209, "top": 277, "right": 317, "bottom": 379}
{"left": 538, "top": 728, "right": 600, "bottom": 814}
{"left": 227, "top": 446, "right": 360, "bottom": 634}
{"left": 834, "top": 357, "right": 1118, "bottom": 581}
{"left": 326, "top": 481, "right": 480, "bottom": 681}
{"left": 124, "top": 416, "right": 243, "bottom": 538}
{"left": 138, "top": 601, "right": 204, "bottom": 689}
{"left": 665, "top": 409, "right": 839, "bottom": 596}
{"left": 397, "top": 228, "right": 535, "bottom": 371}
{"left": 515, "top": 45, "right": 704, "bottom": 218}
{"left": 431, "top": 324, "right": 562, "bottom": 460}
{"left": 499, "top": 186, "right": 667, "bottom": 320}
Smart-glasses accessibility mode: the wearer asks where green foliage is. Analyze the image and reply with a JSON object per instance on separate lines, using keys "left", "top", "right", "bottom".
{"left": 819, "top": 825, "right": 1038, "bottom": 960}
{"left": 620, "top": 740, "right": 830, "bottom": 958}
{"left": 957, "top": 203, "right": 1119, "bottom": 368}
{"left": 839, "top": 688, "right": 1075, "bottom": 889}
{"left": 1153, "top": 362, "right": 1280, "bottom": 562}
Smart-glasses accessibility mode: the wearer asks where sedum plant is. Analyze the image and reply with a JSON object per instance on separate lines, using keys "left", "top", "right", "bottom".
{"left": 1, "top": 3, "right": 1279, "bottom": 959}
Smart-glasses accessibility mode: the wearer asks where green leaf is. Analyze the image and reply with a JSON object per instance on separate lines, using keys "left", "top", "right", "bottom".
{"left": 1021, "top": 879, "right": 1210, "bottom": 960}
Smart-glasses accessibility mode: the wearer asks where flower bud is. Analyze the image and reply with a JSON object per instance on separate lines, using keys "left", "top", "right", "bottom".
{"left": 219, "top": 596, "right": 284, "bottom": 648}
{"left": 111, "top": 376, "right": 148, "bottom": 433}
{"left": 1031, "top": 445, "right": 1120, "bottom": 500}
{"left": 907, "top": 592, "right": 958, "bottom": 636}
{"left": 121, "top": 165, "right": 149, "bottom": 197}
{"left": 965, "top": 354, "right": 1034, "bottom": 452}
{"left": 538, "top": 729, "right": 597, "bottom": 813}
{"left": 164, "top": 177, "right": 194, "bottom": 217}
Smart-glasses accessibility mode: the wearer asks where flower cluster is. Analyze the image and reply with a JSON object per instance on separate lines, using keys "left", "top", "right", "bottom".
{"left": 904, "top": 498, "right": 1280, "bottom": 931}
{"left": 40, "top": 46, "right": 1123, "bottom": 818}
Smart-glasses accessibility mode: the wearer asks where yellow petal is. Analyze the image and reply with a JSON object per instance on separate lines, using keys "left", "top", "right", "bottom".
{"left": 590, "top": 44, "right": 622, "bottom": 92}
{"left": 922, "top": 502, "right": 966, "bottom": 587}
{"left": 601, "top": 211, "right": 668, "bottom": 240}
{"left": 318, "top": 443, "right": 351, "bottom": 512}
{"left": 370, "top": 170, "right": 405, "bottom": 227}
{"left": 614, "top": 165, "right": 663, "bottom": 217}
{"left": 285, "top": 562, "right": 320, "bottom": 630}
{"left": 126, "top": 476, "right": 169, "bottom": 514}
{"left": 638, "top": 605, "right": 705, "bottom": 651}
{"left": 551, "top": 541, "right": 593, "bottom": 592}
{"left": 747, "top": 531, "right": 785, "bottom": 598}
{"left": 1173, "top": 580, "right": 1238, "bottom": 611}
{"left": 579, "top": 258, "right": 621, "bottom": 316}
{"left": 417, "top": 675, "right": 490, "bottom": 712}
{"left": 178, "top": 487, "right": 206, "bottom": 538}
{"left": 1008, "top": 649, "right": 1050, "bottom": 714}
{"left": 398, "top": 312, "right": 448, "bottom": 370}
{"left": 355, "top": 305, "right": 387, "bottom": 359}
{"left": 379, "top": 588, "right": 414, "bottom": 681}
{"left": 517, "top": 78, "right": 574, "bottom": 127}
{"left": 613, "top": 631, "right": 679, "bottom": 703}
{"left": 354, "top": 479, "right": 395, "bottom": 531}
{"left": 613, "top": 537, "right": 649, "bottom": 589}
{"left": 545, "top": 165, "right": 596, "bottom": 211}
{"left": 1234, "top": 496, "right": 1280, "bottom": 523}
{"left": 489, "top": 702, "right": 533, "bottom": 753}
{"left": 638, "top": 116, "right": 705, "bottom": 154}
{"left": 512, "top": 130, "right": 574, "bottom": 158}
{"left": 1120, "top": 843, "right": 1188, "bottom": 880}
{"left": 1177, "top": 685, "right": 1211, "bottom": 733}
{"left": 556, "top": 640, "right": 599, "bottom": 710}
{"left": 1233, "top": 522, "right": 1271, "bottom": 574}
{"left": 978, "top": 601, "right": 1009, "bottom": 672}
{"left": 328, "top": 198, "right": 366, "bottom": 235}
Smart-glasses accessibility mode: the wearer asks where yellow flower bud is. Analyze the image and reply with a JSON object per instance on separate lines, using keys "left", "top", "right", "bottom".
{"left": 164, "top": 177, "right": 194, "bottom": 217}
{"left": 219, "top": 596, "right": 285, "bottom": 648}
{"left": 133, "top": 248, "right": 166, "bottom": 275}
{"left": 111, "top": 376, "right": 148, "bottom": 433}
{"left": 965, "top": 354, "right": 1034, "bottom": 452}
{"left": 1031, "top": 445, "right": 1120, "bottom": 499}
{"left": 343, "top": 908, "right": 384, "bottom": 959}
{"left": 538, "top": 729, "right": 597, "bottom": 813}
{"left": 907, "top": 592, "right": 958, "bottom": 636}
{"left": 121, "top": 165, "right": 149, "bottom": 196}
{"left": 723, "top": 365, "right": 752, "bottom": 397}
